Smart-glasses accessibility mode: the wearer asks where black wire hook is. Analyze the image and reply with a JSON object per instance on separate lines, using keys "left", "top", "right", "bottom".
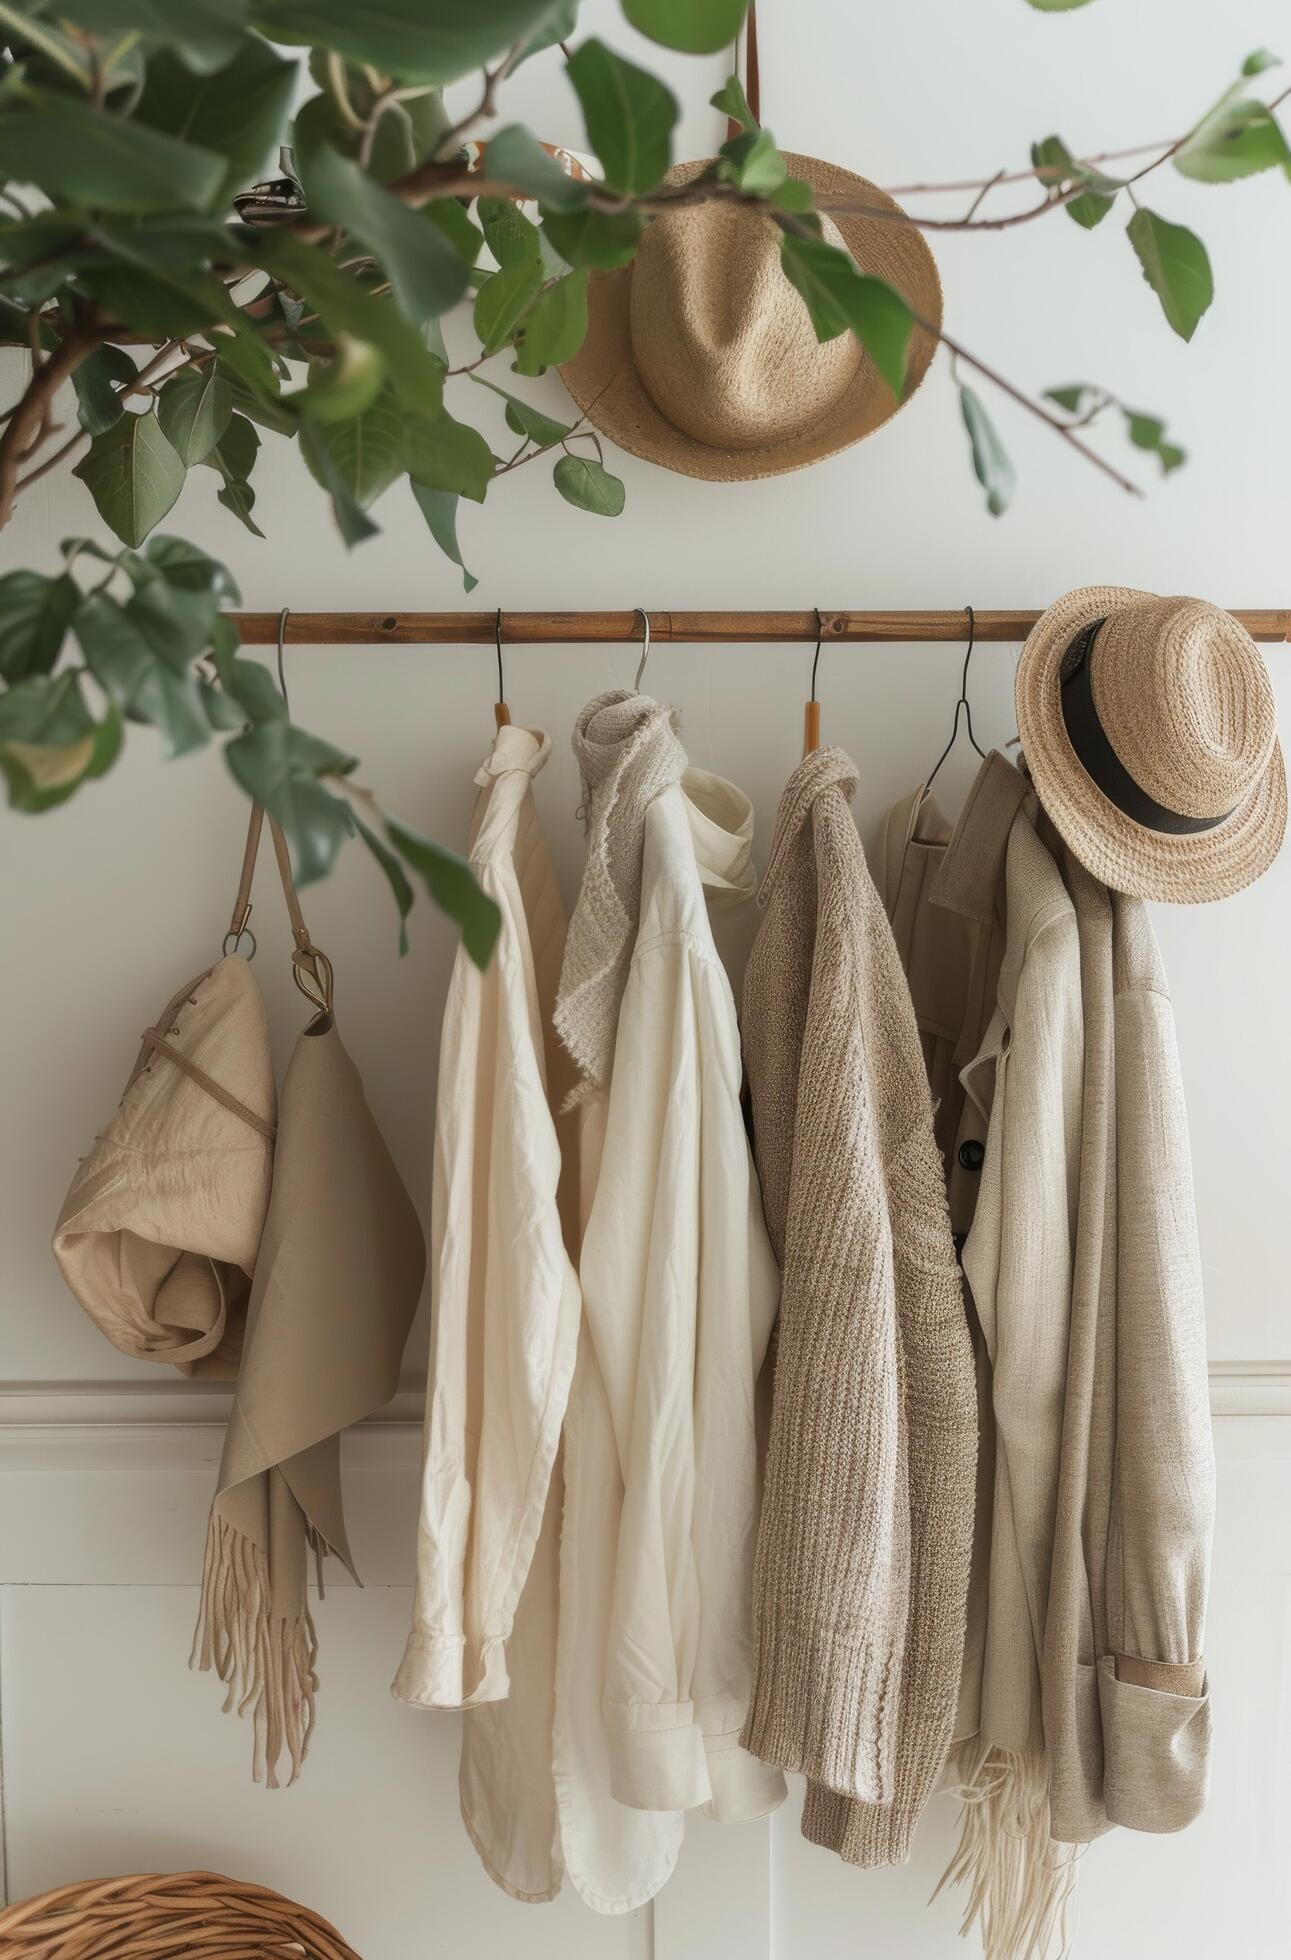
{"left": 495, "top": 608, "right": 505, "bottom": 708}
{"left": 276, "top": 604, "right": 291, "bottom": 713}
{"left": 809, "top": 607, "right": 824, "bottom": 703}
{"left": 924, "top": 605, "right": 984, "bottom": 791}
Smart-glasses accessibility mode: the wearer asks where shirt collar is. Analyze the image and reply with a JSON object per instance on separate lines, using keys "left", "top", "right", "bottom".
{"left": 473, "top": 723, "right": 552, "bottom": 787}
{"left": 929, "top": 750, "right": 1032, "bottom": 925}
{"left": 682, "top": 767, "right": 757, "bottom": 909}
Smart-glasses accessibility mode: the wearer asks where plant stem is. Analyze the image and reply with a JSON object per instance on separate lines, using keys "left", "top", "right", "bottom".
{"left": 0, "top": 318, "right": 104, "bottom": 525}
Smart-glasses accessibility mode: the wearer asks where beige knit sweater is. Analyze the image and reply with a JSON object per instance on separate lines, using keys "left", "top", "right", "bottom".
{"left": 740, "top": 747, "right": 978, "bottom": 1866}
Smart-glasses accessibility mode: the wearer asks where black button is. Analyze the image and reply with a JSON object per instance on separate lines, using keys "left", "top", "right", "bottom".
{"left": 958, "top": 1139, "right": 985, "bottom": 1171}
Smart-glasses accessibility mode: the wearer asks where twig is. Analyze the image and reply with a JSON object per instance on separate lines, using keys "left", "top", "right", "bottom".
{"left": 0, "top": 317, "right": 105, "bottom": 525}
{"left": 962, "top": 168, "right": 1007, "bottom": 226}
{"left": 432, "top": 41, "right": 526, "bottom": 162}
{"left": 15, "top": 423, "right": 87, "bottom": 491}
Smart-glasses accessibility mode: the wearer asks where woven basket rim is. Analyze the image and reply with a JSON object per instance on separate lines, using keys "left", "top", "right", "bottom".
{"left": 0, "top": 1869, "right": 363, "bottom": 1959}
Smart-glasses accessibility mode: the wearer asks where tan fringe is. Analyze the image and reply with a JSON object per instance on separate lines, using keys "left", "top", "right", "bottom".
{"left": 190, "top": 1510, "right": 320, "bottom": 1789}
{"left": 932, "top": 1739, "right": 1081, "bottom": 1960}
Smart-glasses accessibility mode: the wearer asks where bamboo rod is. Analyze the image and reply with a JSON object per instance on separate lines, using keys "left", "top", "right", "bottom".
{"left": 229, "top": 608, "right": 1291, "bottom": 646}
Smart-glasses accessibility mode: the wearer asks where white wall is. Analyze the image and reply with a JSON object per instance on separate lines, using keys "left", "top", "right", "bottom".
{"left": 2, "top": 0, "right": 1289, "bottom": 1951}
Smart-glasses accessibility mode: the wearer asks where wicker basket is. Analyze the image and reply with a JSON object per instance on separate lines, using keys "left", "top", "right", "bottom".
{"left": 0, "top": 1870, "right": 363, "bottom": 1959}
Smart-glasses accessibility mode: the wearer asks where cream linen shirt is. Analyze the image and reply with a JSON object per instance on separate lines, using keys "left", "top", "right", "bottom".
{"left": 393, "top": 724, "right": 581, "bottom": 1711}
{"left": 459, "top": 767, "right": 786, "bottom": 1913}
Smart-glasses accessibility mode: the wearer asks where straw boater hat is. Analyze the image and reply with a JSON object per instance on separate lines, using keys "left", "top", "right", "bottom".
{"left": 1016, "top": 586, "right": 1286, "bottom": 903}
{"left": 559, "top": 153, "right": 942, "bottom": 480}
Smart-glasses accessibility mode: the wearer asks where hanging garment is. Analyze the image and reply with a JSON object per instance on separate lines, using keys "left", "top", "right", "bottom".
{"left": 189, "top": 808, "right": 425, "bottom": 1786}
{"left": 1043, "top": 852, "right": 1214, "bottom": 1842}
{"left": 740, "top": 745, "right": 977, "bottom": 1867}
{"left": 923, "top": 771, "right": 1085, "bottom": 1958}
{"left": 878, "top": 754, "right": 1028, "bottom": 1762}
{"left": 52, "top": 953, "right": 276, "bottom": 1379}
{"left": 392, "top": 724, "right": 581, "bottom": 1711}
{"left": 457, "top": 693, "right": 785, "bottom": 1913}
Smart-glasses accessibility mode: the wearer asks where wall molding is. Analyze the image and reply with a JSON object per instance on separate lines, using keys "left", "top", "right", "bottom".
{"left": 0, "top": 1360, "right": 1286, "bottom": 1472}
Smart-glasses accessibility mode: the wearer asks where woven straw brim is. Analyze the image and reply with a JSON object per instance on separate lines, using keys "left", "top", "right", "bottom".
{"left": 1016, "top": 585, "right": 1287, "bottom": 904}
{"left": 558, "top": 154, "right": 943, "bottom": 482}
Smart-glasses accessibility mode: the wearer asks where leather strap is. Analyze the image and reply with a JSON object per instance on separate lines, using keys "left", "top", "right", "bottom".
{"left": 139, "top": 1027, "right": 277, "bottom": 1140}
{"left": 726, "top": 1, "right": 760, "bottom": 139}
{"left": 227, "top": 802, "right": 334, "bottom": 1014}
{"left": 1059, "top": 619, "right": 1234, "bottom": 837}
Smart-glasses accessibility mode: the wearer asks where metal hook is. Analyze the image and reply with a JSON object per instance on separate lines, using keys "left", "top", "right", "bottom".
{"left": 276, "top": 605, "right": 292, "bottom": 714}
{"left": 809, "top": 608, "right": 824, "bottom": 703}
{"left": 924, "top": 605, "right": 984, "bottom": 792}
{"left": 494, "top": 610, "right": 510, "bottom": 726}
{"left": 633, "top": 607, "right": 651, "bottom": 692}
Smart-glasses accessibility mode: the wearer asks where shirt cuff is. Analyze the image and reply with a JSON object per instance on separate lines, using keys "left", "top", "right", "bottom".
{"left": 702, "top": 1733, "right": 787, "bottom": 1822}
{"left": 605, "top": 1700, "right": 711, "bottom": 1813}
{"left": 1097, "top": 1651, "right": 1211, "bottom": 1832}
{"left": 391, "top": 1630, "right": 509, "bottom": 1711}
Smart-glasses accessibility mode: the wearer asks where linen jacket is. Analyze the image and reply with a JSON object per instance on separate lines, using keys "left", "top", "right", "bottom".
{"left": 458, "top": 764, "right": 785, "bottom": 1915}
{"left": 740, "top": 746, "right": 977, "bottom": 1868}
{"left": 393, "top": 724, "right": 581, "bottom": 1713}
{"left": 1043, "top": 851, "right": 1215, "bottom": 1841}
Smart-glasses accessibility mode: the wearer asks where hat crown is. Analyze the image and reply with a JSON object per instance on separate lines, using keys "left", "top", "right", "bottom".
{"left": 1093, "top": 597, "right": 1279, "bottom": 820}
{"left": 628, "top": 201, "right": 862, "bottom": 450}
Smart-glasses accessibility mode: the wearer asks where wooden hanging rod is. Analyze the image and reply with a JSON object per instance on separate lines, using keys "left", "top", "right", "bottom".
{"left": 230, "top": 608, "right": 1291, "bottom": 646}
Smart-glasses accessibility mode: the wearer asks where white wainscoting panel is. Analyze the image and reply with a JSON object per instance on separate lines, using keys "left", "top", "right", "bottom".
{"left": 0, "top": 1383, "right": 1287, "bottom": 1957}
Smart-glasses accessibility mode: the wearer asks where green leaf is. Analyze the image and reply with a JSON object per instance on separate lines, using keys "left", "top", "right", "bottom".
{"left": 54, "top": 0, "right": 251, "bottom": 75}
{"left": 542, "top": 204, "right": 643, "bottom": 268}
{"left": 157, "top": 364, "right": 233, "bottom": 465}
{"left": 212, "top": 647, "right": 287, "bottom": 721}
{"left": 566, "top": 38, "right": 679, "bottom": 195}
{"left": 1045, "top": 386, "right": 1187, "bottom": 478}
{"left": 771, "top": 176, "right": 817, "bottom": 216}
{"left": 471, "top": 375, "right": 572, "bottom": 447}
{"left": 300, "top": 391, "right": 407, "bottom": 511}
{"left": 1174, "top": 99, "right": 1291, "bottom": 184}
{"left": 410, "top": 482, "right": 478, "bottom": 593}
{"left": 1126, "top": 206, "right": 1213, "bottom": 341}
{"left": 711, "top": 75, "right": 757, "bottom": 132}
{"left": 478, "top": 195, "right": 543, "bottom": 268}
{"left": 132, "top": 38, "right": 296, "bottom": 201}
{"left": 299, "top": 145, "right": 472, "bottom": 323}
{"left": 959, "top": 385, "right": 1015, "bottom": 518}
{"left": 255, "top": 231, "right": 447, "bottom": 409}
{"left": 224, "top": 718, "right": 356, "bottom": 886}
{"left": 719, "top": 127, "right": 787, "bottom": 196}
{"left": 624, "top": 0, "right": 748, "bottom": 55}
{"left": 1243, "top": 49, "right": 1280, "bottom": 77}
{"left": 385, "top": 813, "right": 501, "bottom": 967}
{"left": 0, "top": 677, "right": 121, "bottom": 813}
{"left": 295, "top": 333, "right": 388, "bottom": 424}
{"left": 251, "top": 0, "right": 572, "bottom": 86}
{"left": 553, "top": 452, "right": 625, "bottom": 515}
{"left": 298, "top": 419, "right": 379, "bottom": 546}
{"left": 1030, "top": 134, "right": 1119, "bottom": 228}
{"left": 73, "top": 591, "right": 210, "bottom": 756}
{"left": 482, "top": 125, "right": 591, "bottom": 213}
{"left": 225, "top": 365, "right": 297, "bottom": 436}
{"left": 779, "top": 233, "right": 913, "bottom": 395}
{"left": 1043, "top": 383, "right": 1094, "bottom": 413}
{"left": 514, "top": 0, "right": 579, "bottom": 65}
{"left": 349, "top": 796, "right": 413, "bottom": 954}
{"left": 427, "top": 196, "right": 483, "bottom": 264}
{"left": 140, "top": 532, "right": 239, "bottom": 602}
{"left": 0, "top": 90, "right": 226, "bottom": 214}
{"left": 0, "top": 571, "right": 80, "bottom": 682}
{"left": 71, "top": 344, "right": 138, "bottom": 437}
{"left": 512, "top": 268, "right": 588, "bottom": 374}
{"left": 474, "top": 257, "right": 544, "bottom": 354}
{"left": 73, "top": 413, "right": 186, "bottom": 548}
{"left": 406, "top": 408, "right": 495, "bottom": 503}
{"left": 1023, "top": 0, "right": 1094, "bottom": 9}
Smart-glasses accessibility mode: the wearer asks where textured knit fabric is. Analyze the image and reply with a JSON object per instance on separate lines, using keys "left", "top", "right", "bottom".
{"left": 1043, "top": 851, "right": 1214, "bottom": 1844}
{"left": 392, "top": 726, "right": 580, "bottom": 1715}
{"left": 458, "top": 751, "right": 784, "bottom": 1914}
{"left": 554, "top": 689, "right": 687, "bottom": 1100}
{"left": 740, "top": 745, "right": 977, "bottom": 1867}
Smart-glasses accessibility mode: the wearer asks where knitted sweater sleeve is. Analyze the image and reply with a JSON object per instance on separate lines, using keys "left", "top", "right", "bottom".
{"left": 741, "top": 802, "right": 912, "bottom": 1804}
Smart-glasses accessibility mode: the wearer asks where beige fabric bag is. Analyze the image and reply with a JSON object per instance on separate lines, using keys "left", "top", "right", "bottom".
{"left": 54, "top": 806, "right": 425, "bottom": 1786}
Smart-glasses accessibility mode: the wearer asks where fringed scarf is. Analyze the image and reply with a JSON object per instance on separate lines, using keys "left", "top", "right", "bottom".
{"left": 191, "top": 1009, "right": 425, "bottom": 1785}
{"left": 554, "top": 689, "right": 687, "bottom": 1100}
{"left": 936, "top": 1741, "right": 1080, "bottom": 1958}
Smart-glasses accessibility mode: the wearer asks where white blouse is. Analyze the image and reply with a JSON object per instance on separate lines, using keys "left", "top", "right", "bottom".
{"left": 402, "top": 750, "right": 785, "bottom": 1914}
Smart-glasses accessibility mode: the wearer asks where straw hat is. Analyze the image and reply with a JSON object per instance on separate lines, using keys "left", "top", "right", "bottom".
{"left": 559, "top": 153, "right": 942, "bottom": 480}
{"left": 1016, "top": 586, "right": 1286, "bottom": 903}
